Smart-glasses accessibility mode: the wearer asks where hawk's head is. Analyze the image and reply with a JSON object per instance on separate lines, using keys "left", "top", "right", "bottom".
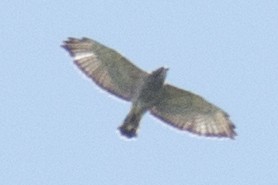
{"left": 151, "top": 67, "right": 168, "bottom": 82}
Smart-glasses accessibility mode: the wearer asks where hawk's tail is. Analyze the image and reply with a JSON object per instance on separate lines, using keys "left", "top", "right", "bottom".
{"left": 118, "top": 107, "right": 143, "bottom": 138}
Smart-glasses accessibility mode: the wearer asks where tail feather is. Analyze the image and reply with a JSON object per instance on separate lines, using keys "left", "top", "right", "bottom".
{"left": 118, "top": 109, "right": 142, "bottom": 138}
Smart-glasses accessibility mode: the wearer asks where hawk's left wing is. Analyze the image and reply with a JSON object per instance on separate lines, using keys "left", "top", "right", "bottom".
{"left": 150, "top": 84, "right": 236, "bottom": 139}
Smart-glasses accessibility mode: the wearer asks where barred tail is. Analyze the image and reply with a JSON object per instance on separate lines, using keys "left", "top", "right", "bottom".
{"left": 118, "top": 107, "right": 143, "bottom": 138}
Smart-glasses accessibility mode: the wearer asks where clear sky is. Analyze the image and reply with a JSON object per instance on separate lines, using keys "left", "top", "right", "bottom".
{"left": 1, "top": 1, "right": 278, "bottom": 185}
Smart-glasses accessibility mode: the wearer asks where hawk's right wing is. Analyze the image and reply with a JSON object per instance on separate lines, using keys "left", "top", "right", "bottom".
{"left": 62, "top": 38, "right": 148, "bottom": 101}
{"left": 151, "top": 84, "right": 236, "bottom": 139}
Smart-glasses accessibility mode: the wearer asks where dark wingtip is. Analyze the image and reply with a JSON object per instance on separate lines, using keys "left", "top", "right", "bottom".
{"left": 61, "top": 37, "right": 79, "bottom": 57}
{"left": 61, "top": 43, "right": 74, "bottom": 57}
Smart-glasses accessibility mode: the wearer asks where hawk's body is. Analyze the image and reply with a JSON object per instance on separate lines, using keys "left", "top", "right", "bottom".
{"left": 62, "top": 38, "right": 236, "bottom": 139}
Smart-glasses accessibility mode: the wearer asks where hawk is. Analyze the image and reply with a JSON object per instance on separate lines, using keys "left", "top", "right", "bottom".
{"left": 62, "top": 37, "right": 236, "bottom": 139}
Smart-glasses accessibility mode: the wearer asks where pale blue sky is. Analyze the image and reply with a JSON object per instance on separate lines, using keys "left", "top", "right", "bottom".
{"left": 1, "top": 1, "right": 278, "bottom": 185}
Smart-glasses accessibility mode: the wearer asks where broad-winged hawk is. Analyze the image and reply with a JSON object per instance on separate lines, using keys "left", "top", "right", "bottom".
{"left": 62, "top": 37, "right": 236, "bottom": 139}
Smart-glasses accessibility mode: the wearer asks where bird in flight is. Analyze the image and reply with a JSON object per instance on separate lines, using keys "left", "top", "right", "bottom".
{"left": 62, "top": 37, "right": 236, "bottom": 139}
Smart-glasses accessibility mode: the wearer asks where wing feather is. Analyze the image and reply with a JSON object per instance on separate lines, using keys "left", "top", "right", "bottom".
{"left": 62, "top": 37, "right": 148, "bottom": 101}
{"left": 151, "top": 84, "right": 236, "bottom": 139}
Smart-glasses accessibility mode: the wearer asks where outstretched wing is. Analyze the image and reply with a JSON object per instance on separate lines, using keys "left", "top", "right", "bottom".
{"left": 62, "top": 37, "right": 148, "bottom": 101}
{"left": 151, "top": 84, "right": 236, "bottom": 139}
